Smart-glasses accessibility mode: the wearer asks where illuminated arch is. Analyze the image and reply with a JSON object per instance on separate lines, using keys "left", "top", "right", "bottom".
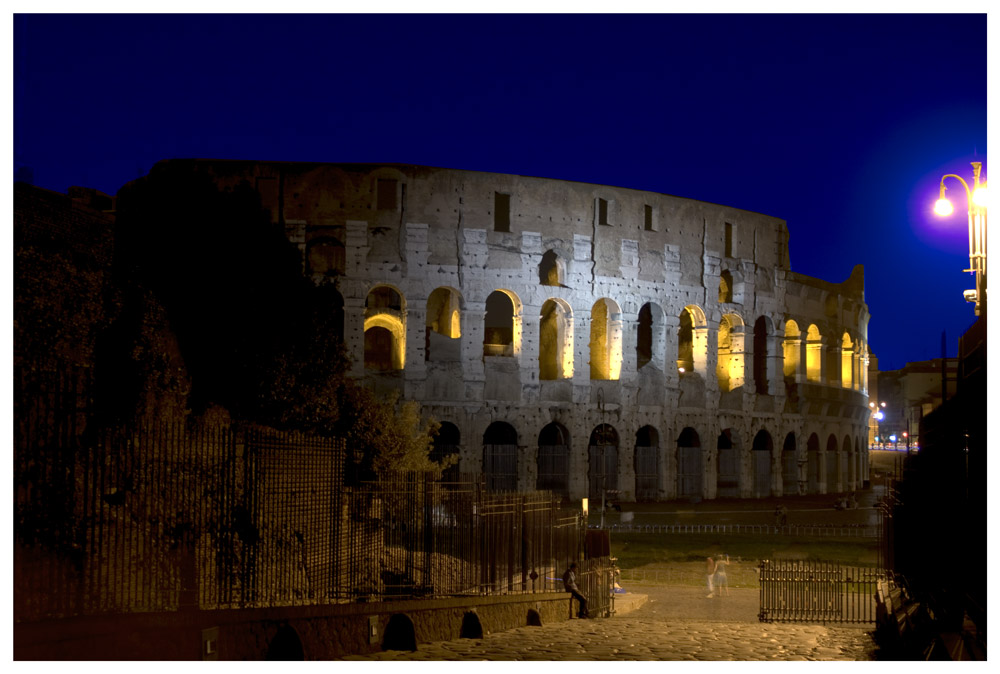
{"left": 806, "top": 324, "right": 823, "bottom": 383}
{"left": 539, "top": 298, "right": 573, "bottom": 380}
{"left": 365, "top": 285, "right": 406, "bottom": 370}
{"left": 677, "top": 305, "right": 708, "bottom": 377}
{"left": 590, "top": 298, "right": 623, "bottom": 380}
{"left": 716, "top": 313, "right": 745, "bottom": 392}
{"left": 783, "top": 320, "right": 802, "bottom": 380}
{"left": 841, "top": 332, "right": 854, "bottom": 389}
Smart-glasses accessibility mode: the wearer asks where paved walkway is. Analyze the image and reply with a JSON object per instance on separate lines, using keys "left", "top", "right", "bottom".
{"left": 342, "top": 584, "right": 877, "bottom": 661}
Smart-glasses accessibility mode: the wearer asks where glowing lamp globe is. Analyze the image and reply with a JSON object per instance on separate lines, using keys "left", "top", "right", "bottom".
{"left": 973, "top": 186, "right": 988, "bottom": 208}
{"left": 934, "top": 198, "right": 954, "bottom": 216}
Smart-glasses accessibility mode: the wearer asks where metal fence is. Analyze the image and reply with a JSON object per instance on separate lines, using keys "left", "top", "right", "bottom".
{"left": 15, "top": 387, "right": 595, "bottom": 620}
{"left": 758, "top": 560, "right": 883, "bottom": 624}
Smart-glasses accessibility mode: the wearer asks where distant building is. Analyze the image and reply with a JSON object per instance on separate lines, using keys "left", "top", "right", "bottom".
{"left": 875, "top": 358, "right": 958, "bottom": 450}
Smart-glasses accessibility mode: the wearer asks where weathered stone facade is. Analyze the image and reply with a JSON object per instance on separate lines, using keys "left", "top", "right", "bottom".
{"left": 158, "top": 160, "right": 872, "bottom": 501}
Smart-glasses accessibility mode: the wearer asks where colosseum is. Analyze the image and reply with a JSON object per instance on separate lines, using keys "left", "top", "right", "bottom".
{"left": 154, "top": 160, "right": 873, "bottom": 503}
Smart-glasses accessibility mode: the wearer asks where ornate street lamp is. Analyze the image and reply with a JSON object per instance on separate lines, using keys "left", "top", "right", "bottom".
{"left": 935, "top": 161, "right": 988, "bottom": 315}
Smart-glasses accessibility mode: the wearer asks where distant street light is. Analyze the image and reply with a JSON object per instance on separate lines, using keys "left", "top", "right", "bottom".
{"left": 935, "top": 161, "right": 988, "bottom": 315}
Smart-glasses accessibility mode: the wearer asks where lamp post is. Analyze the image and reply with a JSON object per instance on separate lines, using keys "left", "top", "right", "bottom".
{"left": 935, "top": 161, "right": 988, "bottom": 315}
{"left": 869, "top": 401, "right": 886, "bottom": 450}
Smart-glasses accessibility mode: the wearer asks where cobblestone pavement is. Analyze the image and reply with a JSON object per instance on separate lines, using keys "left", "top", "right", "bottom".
{"left": 342, "top": 583, "right": 878, "bottom": 661}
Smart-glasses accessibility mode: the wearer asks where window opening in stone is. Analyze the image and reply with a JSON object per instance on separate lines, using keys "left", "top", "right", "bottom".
{"left": 634, "top": 426, "right": 659, "bottom": 502}
{"left": 588, "top": 424, "right": 619, "bottom": 502}
{"left": 537, "top": 422, "right": 570, "bottom": 497}
{"left": 636, "top": 304, "right": 653, "bottom": 370}
{"left": 598, "top": 198, "right": 609, "bottom": 225}
{"left": 644, "top": 204, "right": 654, "bottom": 231}
{"left": 725, "top": 222, "right": 735, "bottom": 257}
{"left": 483, "top": 291, "right": 514, "bottom": 357}
{"left": 483, "top": 422, "right": 518, "bottom": 491}
{"left": 377, "top": 179, "right": 398, "bottom": 210}
{"left": 539, "top": 298, "right": 572, "bottom": 380}
{"left": 539, "top": 250, "right": 561, "bottom": 286}
{"left": 494, "top": 192, "right": 510, "bottom": 232}
{"left": 753, "top": 316, "right": 768, "bottom": 394}
{"left": 719, "top": 270, "right": 733, "bottom": 303}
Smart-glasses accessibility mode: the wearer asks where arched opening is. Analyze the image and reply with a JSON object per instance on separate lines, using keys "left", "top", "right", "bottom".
{"left": 783, "top": 320, "right": 801, "bottom": 381}
{"left": 537, "top": 422, "right": 570, "bottom": 498}
{"left": 752, "top": 430, "right": 773, "bottom": 498}
{"left": 590, "top": 298, "right": 622, "bottom": 380}
{"left": 634, "top": 425, "right": 660, "bottom": 502}
{"left": 782, "top": 432, "right": 798, "bottom": 495}
{"left": 539, "top": 250, "right": 563, "bottom": 286}
{"left": 677, "top": 427, "right": 702, "bottom": 498}
{"left": 265, "top": 624, "right": 304, "bottom": 660}
{"left": 807, "top": 433, "right": 821, "bottom": 494}
{"left": 539, "top": 298, "right": 573, "bottom": 380}
{"left": 841, "top": 333, "right": 854, "bottom": 389}
{"left": 526, "top": 609, "right": 543, "bottom": 626}
{"left": 717, "top": 429, "right": 739, "bottom": 498}
{"left": 636, "top": 302, "right": 666, "bottom": 371}
{"left": 484, "top": 291, "right": 515, "bottom": 357}
{"left": 806, "top": 324, "right": 823, "bottom": 383}
{"left": 430, "top": 421, "right": 461, "bottom": 485}
{"left": 426, "top": 287, "right": 462, "bottom": 362}
{"left": 719, "top": 270, "right": 734, "bottom": 303}
{"left": 826, "top": 434, "right": 840, "bottom": 493}
{"left": 365, "top": 286, "right": 405, "bottom": 370}
{"left": 753, "top": 316, "right": 769, "bottom": 394}
{"left": 677, "top": 305, "right": 707, "bottom": 377}
{"left": 382, "top": 613, "right": 417, "bottom": 652}
{"left": 483, "top": 422, "right": 518, "bottom": 491}
{"left": 459, "top": 611, "right": 484, "bottom": 639}
{"left": 588, "top": 424, "right": 619, "bottom": 502}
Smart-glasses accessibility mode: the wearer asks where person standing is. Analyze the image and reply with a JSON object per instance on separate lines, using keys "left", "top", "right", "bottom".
{"left": 563, "top": 562, "right": 589, "bottom": 618}
{"left": 714, "top": 554, "right": 730, "bottom": 597}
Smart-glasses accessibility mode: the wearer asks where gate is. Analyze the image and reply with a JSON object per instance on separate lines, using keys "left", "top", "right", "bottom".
{"left": 588, "top": 444, "right": 618, "bottom": 502}
{"left": 634, "top": 445, "right": 658, "bottom": 501}
{"left": 483, "top": 444, "right": 518, "bottom": 491}
{"left": 717, "top": 447, "right": 739, "bottom": 497}
{"left": 758, "top": 560, "right": 882, "bottom": 624}
{"left": 677, "top": 445, "right": 701, "bottom": 497}
{"left": 537, "top": 444, "right": 569, "bottom": 497}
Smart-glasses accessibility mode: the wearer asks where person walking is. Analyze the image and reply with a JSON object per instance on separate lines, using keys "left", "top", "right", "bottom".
{"left": 713, "top": 554, "right": 730, "bottom": 597}
{"left": 563, "top": 562, "right": 589, "bottom": 618}
{"left": 705, "top": 557, "right": 716, "bottom": 598}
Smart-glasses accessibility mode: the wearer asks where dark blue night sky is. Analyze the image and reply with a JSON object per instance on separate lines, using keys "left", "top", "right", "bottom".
{"left": 13, "top": 13, "right": 987, "bottom": 371}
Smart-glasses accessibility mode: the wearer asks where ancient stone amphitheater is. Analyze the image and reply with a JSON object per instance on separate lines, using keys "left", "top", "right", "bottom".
{"left": 161, "top": 160, "right": 872, "bottom": 503}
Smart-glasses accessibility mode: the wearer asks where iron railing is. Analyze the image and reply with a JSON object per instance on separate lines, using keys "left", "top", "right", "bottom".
{"left": 758, "top": 560, "right": 883, "bottom": 624}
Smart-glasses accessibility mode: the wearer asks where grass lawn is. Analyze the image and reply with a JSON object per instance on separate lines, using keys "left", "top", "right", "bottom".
{"left": 611, "top": 532, "right": 879, "bottom": 589}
